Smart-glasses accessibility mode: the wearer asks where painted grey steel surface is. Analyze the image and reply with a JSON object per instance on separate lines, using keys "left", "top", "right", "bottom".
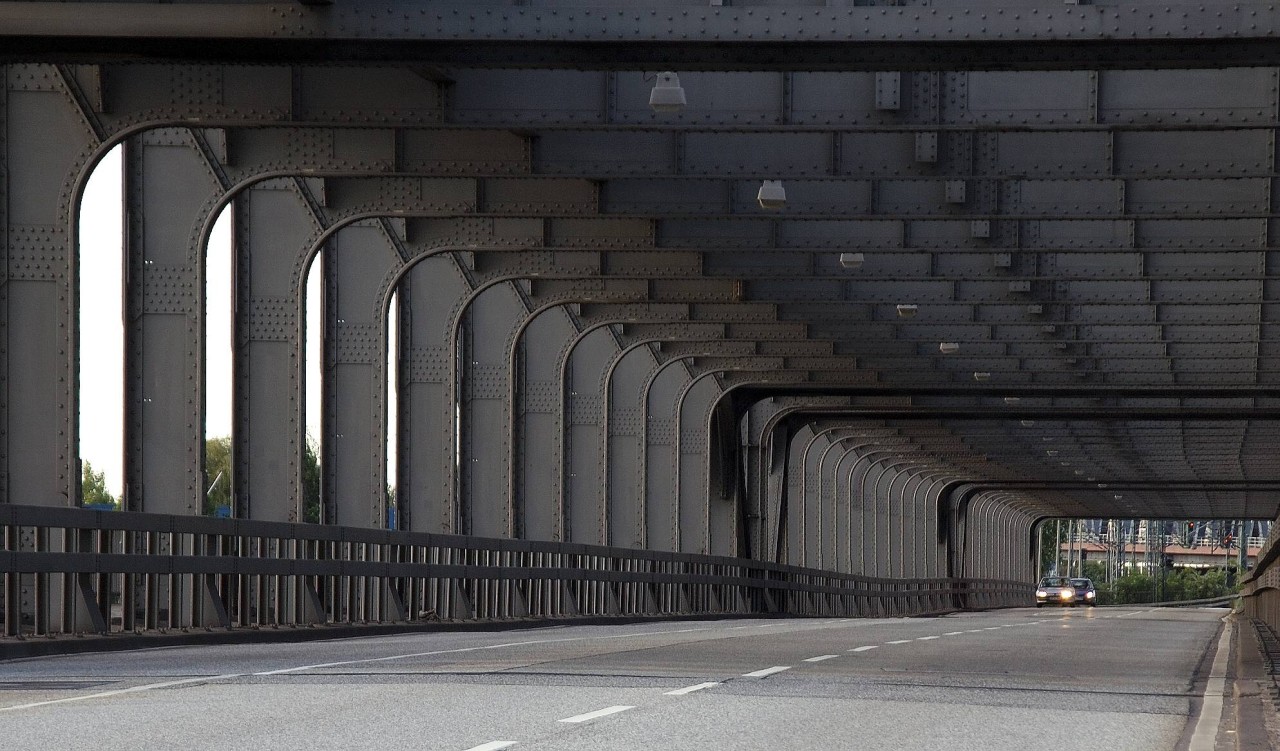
{"left": 7, "top": 1, "right": 1280, "bottom": 638}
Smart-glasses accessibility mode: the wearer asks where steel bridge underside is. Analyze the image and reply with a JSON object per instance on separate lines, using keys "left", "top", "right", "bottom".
{"left": 6, "top": 0, "right": 1280, "bottom": 637}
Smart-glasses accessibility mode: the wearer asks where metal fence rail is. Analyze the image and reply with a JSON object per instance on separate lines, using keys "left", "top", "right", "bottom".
{"left": 1, "top": 505, "right": 1031, "bottom": 638}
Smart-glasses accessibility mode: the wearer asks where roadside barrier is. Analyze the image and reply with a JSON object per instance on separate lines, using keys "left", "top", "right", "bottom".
{"left": 0, "top": 504, "right": 1030, "bottom": 637}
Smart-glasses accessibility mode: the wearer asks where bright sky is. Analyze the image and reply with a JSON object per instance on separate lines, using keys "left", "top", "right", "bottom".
{"left": 78, "top": 145, "right": 337, "bottom": 497}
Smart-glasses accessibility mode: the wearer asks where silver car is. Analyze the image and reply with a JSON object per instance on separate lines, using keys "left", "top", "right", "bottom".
{"left": 1035, "top": 576, "right": 1079, "bottom": 607}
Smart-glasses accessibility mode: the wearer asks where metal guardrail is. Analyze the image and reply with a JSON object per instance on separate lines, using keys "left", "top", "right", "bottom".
{"left": 1148, "top": 594, "right": 1241, "bottom": 608}
{"left": 0, "top": 505, "right": 1031, "bottom": 637}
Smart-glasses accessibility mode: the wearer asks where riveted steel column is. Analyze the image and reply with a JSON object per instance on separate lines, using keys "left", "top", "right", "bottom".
{"left": 784, "top": 423, "right": 816, "bottom": 567}
{"left": 606, "top": 344, "right": 660, "bottom": 549}
{"left": 123, "top": 128, "right": 224, "bottom": 514}
{"left": 233, "top": 180, "right": 320, "bottom": 522}
{"left": 322, "top": 221, "right": 400, "bottom": 527}
{"left": 815, "top": 431, "right": 860, "bottom": 573}
{"left": 677, "top": 374, "right": 728, "bottom": 556}
{"left": 458, "top": 281, "right": 529, "bottom": 537}
{"left": 514, "top": 305, "right": 579, "bottom": 541}
{"left": 645, "top": 360, "right": 690, "bottom": 552}
{"left": 562, "top": 326, "right": 617, "bottom": 545}
{"left": 2, "top": 65, "right": 100, "bottom": 507}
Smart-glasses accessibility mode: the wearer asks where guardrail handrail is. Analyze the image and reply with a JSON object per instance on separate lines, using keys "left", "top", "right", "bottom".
{"left": 1, "top": 504, "right": 1032, "bottom": 639}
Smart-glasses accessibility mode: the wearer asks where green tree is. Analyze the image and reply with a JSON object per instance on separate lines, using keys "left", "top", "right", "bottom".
{"left": 204, "top": 435, "right": 232, "bottom": 515}
{"left": 81, "top": 461, "right": 118, "bottom": 509}
{"left": 204, "top": 435, "right": 321, "bottom": 521}
{"left": 302, "top": 436, "right": 321, "bottom": 523}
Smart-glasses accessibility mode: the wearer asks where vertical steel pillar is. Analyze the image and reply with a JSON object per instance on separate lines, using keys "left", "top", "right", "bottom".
{"left": 562, "top": 326, "right": 617, "bottom": 545}
{"left": 606, "top": 345, "right": 660, "bottom": 549}
{"left": 643, "top": 360, "right": 692, "bottom": 552}
{"left": 322, "top": 222, "right": 401, "bottom": 527}
{"left": 397, "top": 255, "right": 472, "bottom": 533}
{"left": 2, "top": 65, "right": 100, "bottom": 507}
{"left": 123, "top": 128, "right": 224, "bottom": 514}
{"left": 677, "top": 375, "right": 728, "bottom": 556}
{"left": 458, "top": 282, "right": 528, "bottom": 537}
{"left": 783, "top": 423, "right": 815, "bottom": 567}
{"left": 232, "top": 180, "right": 320, "bottom": 522}
{"left": 514, "top": 306, "right": 578, "bottom": 541}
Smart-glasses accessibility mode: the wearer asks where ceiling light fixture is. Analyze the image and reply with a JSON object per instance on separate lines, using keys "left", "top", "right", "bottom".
{"left": 648, "top": 72, "right": 687, "bottom": 112}
{"left": 939, "top": 342, "right": 959, "bottom": 354}
{"left": 896, "top": 303, "right": 918, "bottom": 318}
{"left": 757, "top": 180, "right": 786, "bottom": 209}
{"left": 839, "top": 252, "right": 865, "bottom": 270}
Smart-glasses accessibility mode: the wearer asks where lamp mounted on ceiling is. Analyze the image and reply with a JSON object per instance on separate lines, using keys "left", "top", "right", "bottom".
{"left": 896, "top": 304, "right": 918, "bottom": 318}
{"left": 839, "top": 252, "right": 865, "bottom": 270}
{"left": 757, "top": 180, "right": 787, "bottom": 209}
{"left": 648, "top": 72, "right": 687, "bottom": 112}
{"left": 939, "top": 341, "right": 959, "bottom": 354}
{"left": 973, "top": 371, "right": 991, "bottom": 382}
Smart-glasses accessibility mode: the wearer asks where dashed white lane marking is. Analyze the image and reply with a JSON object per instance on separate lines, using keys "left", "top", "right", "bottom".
{"left": 664, "top": 682, "right": 721, "bottom": 696}
{"left": 254, "top": 623, "right": 733, "bottom": 675}
{"left": 559, "top": 706, "right": 635, "bottom": 724}
{"left": 743, "top": 666, "right": 791, "bottom": 678}
{"left": 916, "top": 636, "right": 940, "bottom": 641}
{"left": 943, "top": 631, "right": 964, "bottom": 636}
{"left": 464, "top": 743, "right": 518, "bottom": 751}
{"left": 0, "top": 674, "right": 244, "bottom": 712}
{"left": 983, "top": 627, "right": 1001, "bottom": 631}
{"left": 965, "top": 629, "right": 984, "bottom": 633}
{"left": 803, "top": 655, "right": 839, "bottom": 662}
{"left": 850, "top": 646, "right": 878, "bottom": 652}
{"left": 886, "top": 639, "right": 913, "bottom": 644}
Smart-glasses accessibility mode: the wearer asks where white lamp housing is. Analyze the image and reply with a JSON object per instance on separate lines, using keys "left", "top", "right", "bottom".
{"left": 649, "top": 72, "right": 687, "bottom": 112}
{"left": 1020, "top": 420, "right": 1035, "bottom": 427}
{"left": 938, "top": 341, "right": 959, "bottom": 354}
{"left": 896, "top": 304, "right": 918, "bottom": 318}
{"left": 757, "top": 180, "right": 787, "bottom": 210}
{"left": 1003, "top": 396, "right": 1020, "bottom": 404}
{"left": 973, "top": 371, "right": 991, "bottom": 381}
{"left": 839, "top": 252, "right": 865, "bottom": 270}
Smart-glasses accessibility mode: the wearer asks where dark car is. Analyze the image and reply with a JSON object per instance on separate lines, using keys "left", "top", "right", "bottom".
{"left": 1035, "top": 576, "right": 1078, "bottom": 607}
{"left": 1068, "top": 577, "right": 1097, "bottom": 606}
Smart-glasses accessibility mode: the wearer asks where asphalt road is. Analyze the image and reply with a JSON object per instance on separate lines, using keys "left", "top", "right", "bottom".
{"left": 0, "top": 607, "right": 1229, "bottom": 751}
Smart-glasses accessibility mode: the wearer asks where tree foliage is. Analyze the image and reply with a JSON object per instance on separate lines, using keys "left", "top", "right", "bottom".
{"left": 204, "top": 435, "right": 232, "bottom": 515}
{"left": 204, "top": 434, "right": 320, "bottom": 521}
{"left": 81, "top": 461, "right": 117, "bottom": 509}
{"left": 302, "top": 436, "right": 321, "bottom": 523}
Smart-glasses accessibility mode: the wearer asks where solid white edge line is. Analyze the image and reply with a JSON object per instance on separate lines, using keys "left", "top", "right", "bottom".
{"left": 1188, "top": 622, "right": 1233, "bottom": 751}
{"left": 0, "top": 674, "right": 243, "bottom": 712}
{"left": 742, "top": 666, "right": 791, "bottom": 678}
{"left": 803, "top": 655, "right": 839, "bottom": 662}
{"left": 559, "top": 705, "right": 635, "bottom": 724}
{"left": 464, "top": 743, "right": 518, "bottom": 751}
{"left": 664, "top": 682, "right": 721, "bottom": 696}
{"left": 850, "top": 645, "right": 878, "bottom": 652}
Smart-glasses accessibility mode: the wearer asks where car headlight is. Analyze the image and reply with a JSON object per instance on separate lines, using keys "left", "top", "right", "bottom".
{"left": 1060, "top": 589, "right": 1074, "bottom": 599}
{"left": 1085, "top": 591, "right": 1095, "bottom": 599}
{"left": 1036, "top": 590, "right": 1047, "bottom": 598}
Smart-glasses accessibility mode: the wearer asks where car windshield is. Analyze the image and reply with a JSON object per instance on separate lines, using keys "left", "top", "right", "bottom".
{"left": 1040, "top": 577, "right": 1068, "bottom": 587}
{"left": 1069, "top": 579, "right": 1091, "bottom": 588}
